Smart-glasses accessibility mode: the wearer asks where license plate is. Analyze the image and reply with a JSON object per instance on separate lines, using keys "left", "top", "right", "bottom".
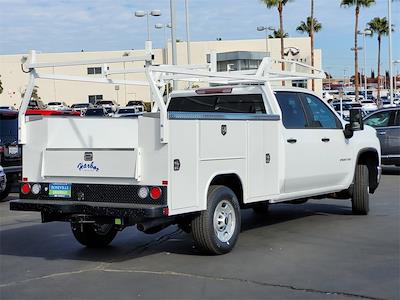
{"left": 8, "top": 146, "right": 18, "bottom": 155}
{"left": 48, "top": 183, "right": 72, "bottom": 198}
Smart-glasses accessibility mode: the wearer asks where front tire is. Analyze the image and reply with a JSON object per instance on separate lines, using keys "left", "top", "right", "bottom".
{"left": 352, "top": 164, "right": 369, "bottom": 215}
{"left": 71, "top": 223, "right": 118, "bottom": 247}
{"left": 191, "top": 185, "right": 241, "bottom": 255}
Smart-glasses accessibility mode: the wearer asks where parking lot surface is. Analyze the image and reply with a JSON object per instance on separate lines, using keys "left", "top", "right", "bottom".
{"left": 0, "top": 169, "right": 399, "bottom": 300}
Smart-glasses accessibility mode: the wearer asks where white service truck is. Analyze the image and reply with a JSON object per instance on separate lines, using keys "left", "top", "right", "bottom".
{"left": 10, "top": 52, "right": 381, "bottom": 254}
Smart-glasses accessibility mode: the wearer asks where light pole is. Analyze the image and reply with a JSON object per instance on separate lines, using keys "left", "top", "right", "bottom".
{"left": 388, "top": 0, "right": 394, "bottom": 105}
{"left": 351, "top": 46, "right": 363, "bottom": 101}
{"left": 184, "top": 0, "right": 191, "bottom": 65}
{"left": 134, "top": 10, "right": 161, "bottom": 51}
{"left": 358, "top": 29, "right": 372, "bottom": 101}
{"left": 155, "top": 23, "right": 172, "bottom": 64}
{"left": 256, "top": 26, "right": 274, "bottom": 56}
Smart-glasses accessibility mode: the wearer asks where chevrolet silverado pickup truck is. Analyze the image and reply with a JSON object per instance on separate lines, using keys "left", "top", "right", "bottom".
{"left": 10, "top": 51, "right": 381, "bottom": 254}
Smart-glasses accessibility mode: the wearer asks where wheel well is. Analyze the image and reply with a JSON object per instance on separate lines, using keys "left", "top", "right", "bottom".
{"left": 209, "top": 174, "right": 244, "bottom": 207}
{"left": 357, "top": 149, "right": 379, "bottom": 193}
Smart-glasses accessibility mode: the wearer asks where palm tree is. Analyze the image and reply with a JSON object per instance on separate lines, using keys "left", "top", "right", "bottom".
{"left": 341, "top": 0, "right": 375, "bottom": 101}
{"left": 260, "top": 0, "right": 294, "bottom": 85}
{"left": 297, "top": 16, "right": 322, "bottom": 91}
{"left": 367, "top": 17, "right": 390, "bottom": 104}
{"left": 268, "top": 29, "right": 289, "bottom": 38}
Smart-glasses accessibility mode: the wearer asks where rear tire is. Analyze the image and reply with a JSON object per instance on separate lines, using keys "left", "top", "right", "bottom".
{"left": 352, "top": 164, "right": 369, "bottom": 215}
{"left": 71, "top": 223, "right": 118, "bottom": 247}
{"left": 0, "top": 182, "right": 11, "bottom": 201}
{"left": 191, "top": 185, "right": 241, "bottom": 255}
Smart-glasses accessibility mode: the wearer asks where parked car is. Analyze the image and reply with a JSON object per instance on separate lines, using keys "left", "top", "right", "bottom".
{"left": 0, "top": 166, "right": 7, "bottom": 200}
{"left": 364, "top": 107, "right": 400, "bottom": 166}
{"left": 71, "top": 103, "right": 94, "bottom": 114}
{"left": 0, "top": 106, "right": 17, "bottom": 111}
{"left": 113, "top": 107, "right": 141, "bottom": 118}
{"left": 84, "top": 107, "right": 108, "bottom": 117}
{"left": 126, "top": 100, "right": 145, "bottom": 113}
{"left": 360, "top": 99, "right": 378, "bottom": 113}
{"left": 332, "top": 102, "right": 365, "bottom": 121}
{"left": 47, "top": 101, "right": 70, "bottom": 110}
{"left": 28, "top": 99, "right": 46, "bottom": 109}
{"left": 96, "top": 100, "right": 119, "bottom": 113}
{"left": 0, "top": 109, "right": 21, "bottom": 200}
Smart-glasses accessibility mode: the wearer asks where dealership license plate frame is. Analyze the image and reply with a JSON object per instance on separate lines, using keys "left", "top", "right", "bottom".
{"left": 48, "top": 183, "right": 72, "bottom": 198}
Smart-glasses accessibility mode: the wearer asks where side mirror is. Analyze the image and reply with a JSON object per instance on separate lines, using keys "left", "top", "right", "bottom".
{"left": 344, "top": 109, "right": 364, "bottom": 139}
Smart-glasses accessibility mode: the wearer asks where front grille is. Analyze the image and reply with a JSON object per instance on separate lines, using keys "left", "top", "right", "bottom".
{"left": 21, "top": 183, "right": 167, "bottom": 205}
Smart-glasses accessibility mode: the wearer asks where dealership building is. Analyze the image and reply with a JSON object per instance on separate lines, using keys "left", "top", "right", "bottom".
{"left": 0, "top": 37, "right": 322, "bottom": 108}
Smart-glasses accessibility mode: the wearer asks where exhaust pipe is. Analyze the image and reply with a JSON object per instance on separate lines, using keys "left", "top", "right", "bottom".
{"left": 137, "top": 218, "right": 174, "bottom": 233}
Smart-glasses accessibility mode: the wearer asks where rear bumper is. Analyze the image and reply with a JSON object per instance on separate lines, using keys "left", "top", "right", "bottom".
{"left": 10, "top": 199, "right": 167, "bottom": 219}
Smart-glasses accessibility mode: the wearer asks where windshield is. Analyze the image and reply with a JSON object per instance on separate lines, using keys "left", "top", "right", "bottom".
{"left": 127, "top": 101, "right": 143, "bottom": 106}
{"left": 0, "top": 114, "right": 18, "bottom": 142}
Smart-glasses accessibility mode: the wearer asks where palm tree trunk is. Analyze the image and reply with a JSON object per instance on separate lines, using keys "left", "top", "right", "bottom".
{"left": 377, "top": 34, "right": 381, "bottom": 105}
{"left": 278, "top": 1, "right": 285, "bottom": 86}
{"left": 354, "top": 5, "right": 359, "bottom": 102}
{"left": 310, "top": 0, "right": 315, "bottom": 91}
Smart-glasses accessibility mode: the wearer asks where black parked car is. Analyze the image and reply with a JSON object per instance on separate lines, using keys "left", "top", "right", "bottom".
{"left": 84, "top": 107, "right": 108, "bottom": 117}
{"left": 364, "top": 107, "right": 400, "bottom": 166}
{"left": 0, "top": 109, "right": 22, "bottom": 200}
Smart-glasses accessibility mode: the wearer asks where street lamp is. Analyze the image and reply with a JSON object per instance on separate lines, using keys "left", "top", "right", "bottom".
{"left": 257, "top": 26, "right": 274, "bottom": 56}
{"left": 135, "top": 9, "right": 161, "bottom": 51}
{"left": 155, "top": 23, "right": 172, "bottom": 64}
{"left": 358, "top": 29, "right": 372, "bottom": 101}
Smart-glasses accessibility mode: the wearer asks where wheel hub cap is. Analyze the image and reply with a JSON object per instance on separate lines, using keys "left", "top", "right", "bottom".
{"left": 213, "top": 200, "right": 236, "bottom": 243}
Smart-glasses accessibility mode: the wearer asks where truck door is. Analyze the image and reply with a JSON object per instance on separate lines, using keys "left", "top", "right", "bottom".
{"left": 299, "top": 93, "right": 352, "bottom": 188}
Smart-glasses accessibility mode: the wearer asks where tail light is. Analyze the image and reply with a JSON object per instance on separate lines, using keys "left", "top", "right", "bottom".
{"left": 21, "top": 183, "right": 31, "bottom": 194}
{"left": 150, "top": 187, "right": 162, "bottom": 200}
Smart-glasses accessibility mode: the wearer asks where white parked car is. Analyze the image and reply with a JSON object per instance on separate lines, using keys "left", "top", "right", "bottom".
{"left": 96, "top": 100, "right": 119, "bottom": 113}
{"left": 126, "top": 100, "right": 145, "bottom": 113}
{"left": 361, "top": 100, "right": 378, "bottom": 113}
{"left": 113, "top": 106, "right": 141, "bottom": 118}
{"left": 71, "top": 103, "right": 95, "bottom": 115}
{"left": 47, "top": 101, "right": 70, "bottom": 110}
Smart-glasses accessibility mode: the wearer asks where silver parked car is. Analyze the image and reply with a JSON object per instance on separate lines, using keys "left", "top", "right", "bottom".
{"left": 364, "top": 107, "right": 400, "bottom": 166}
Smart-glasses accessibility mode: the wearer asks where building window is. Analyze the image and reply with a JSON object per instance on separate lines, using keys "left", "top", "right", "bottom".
{"left": 292, "top": 80, "right": 307, "bottom": 88}
{"left": 87, "top": 67, "right": 102, "bottom": 75}
{"left": 88, "top": 95, "right": 103, "bottom": 104}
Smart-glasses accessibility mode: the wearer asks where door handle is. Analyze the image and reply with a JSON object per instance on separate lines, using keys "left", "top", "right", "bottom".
{"left": 377, "top": 131, "right": 386, "bottom": 135}
{"left": 287, "top": 138, "right": 297, "bottom": 144}
{"left": 321, "top": 138, "right": 330, "bottom": 142}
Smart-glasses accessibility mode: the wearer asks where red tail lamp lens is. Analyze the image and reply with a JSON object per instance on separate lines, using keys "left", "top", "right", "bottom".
{"left": 150, "top": 187, "right": 162, "bottom": 200}
{"left": 21, "top": 183, "right": 31, "bottom": 194}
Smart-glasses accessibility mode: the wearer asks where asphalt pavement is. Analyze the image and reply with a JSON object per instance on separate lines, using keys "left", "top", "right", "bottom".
{"left": 0, "top": 168, "right": 399, "bottom": 300}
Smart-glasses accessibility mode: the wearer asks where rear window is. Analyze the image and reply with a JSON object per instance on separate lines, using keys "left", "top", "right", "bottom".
{"left": 48, "top": 102, "right": 61, "bottom": 105}
{"left": 167, "top": 94, "right": 266, "bottom": 114}
{"left": 0, "top": 114, "right": 18, "bottom": 139}
{"left": 85, "top": 109, "right": 104, "bottom": 116}
{"left": 97, "top": 101, "right": 113, "bottom": 105}
{"left": 127, "top": 101, "right": 143, "bottom": 106}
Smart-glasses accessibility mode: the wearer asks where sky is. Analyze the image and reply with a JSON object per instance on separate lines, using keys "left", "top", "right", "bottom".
{"left": 0, "top": 0, "right": 399, "bottom": 77}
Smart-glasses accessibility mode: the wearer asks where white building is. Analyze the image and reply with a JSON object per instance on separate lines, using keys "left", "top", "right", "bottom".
{"left": 0, "top": 37, "right": 322, "bottom": 107}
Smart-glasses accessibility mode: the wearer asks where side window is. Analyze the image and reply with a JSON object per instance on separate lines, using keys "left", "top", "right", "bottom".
{"left": 364, "top": 111, "right": 392, "bottom": 128}
{"left": 275, "top": 92, "right": 308, "bottom": 129}
{"left": 395, "top": 111, "right": 400, "bottom": 126}
{"left": 302, "top": 94, "right": 341, "bottom": 129}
